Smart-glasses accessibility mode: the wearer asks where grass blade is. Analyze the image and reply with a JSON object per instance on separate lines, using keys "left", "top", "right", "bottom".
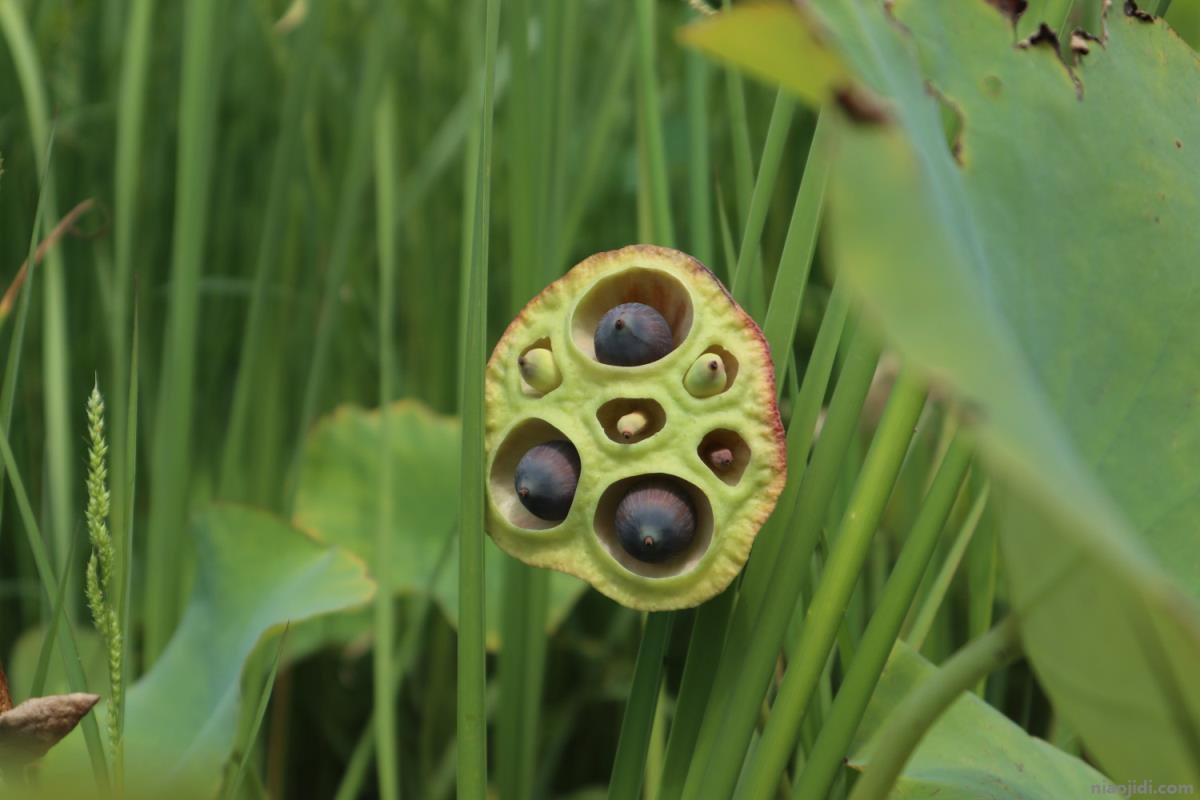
{"left": 727, "top": 283, "right": 850, "bottom": 637}
{"left": 220, "top": 0, "right": 327, "bottom": 500}
{"left": 558, "top": 32, "right": 636, "bottom": 264}
{"left": 29, "top": 524, "right": 83, "bottom": 698}
{"left": 729, "top": 90, "right": 794, "bottom": 307}
{"left": 0, "top": 129, "right": 53, "bottom": 548}
{"left": 635, "top": 0, "right": 675, "bottom": 245}
{"left": 656, "top": 588, "right": 734, "bottom": 800}
{"left": 223, "top": 626, "right": 290, "bottom": 800}
{"left": 760, "top": 113, "right": 834, "bottom": 389}
{"left": 115, "top": 305, "right": 139, "bottom": 785}
{"left": 608, "top": 613, "right": 674, "bottom": 800}
{"left": 905, "top": 484, "right": 991, "bottom": 650}
{"left": 144, "top": 0, "right": 226, "bottom": 665}
{"left": 108, "top": 0, "right": 155, "bottom": 603}
{"left": 683, "top": 322, "right": 879, "bottom": 800}
{"left": 792, "top": 436, "right": 973, "bottom": 800}
{"left": 733, "top": 370, "right": 926, "bottom": 800}
{"left": 373, "top": 79, "right": 400, "bottom": 800}
{"left": 0, "top": 0, "right": 76, "bottom": 615}
{"left": 685, "top": 50, "right": 714, "bottom": 264}
{"left": 458, "top": 0, "right": 503, "bottom": 794}
{"left": 294, "top": 0, "right": 392, "bottom": 490}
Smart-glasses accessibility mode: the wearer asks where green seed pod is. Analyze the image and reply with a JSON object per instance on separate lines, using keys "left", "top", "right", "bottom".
{"left": 616, "top": 410, "right": 650, "bottom": 441}
{"left": 518, "top": 347, "right": 562, "bottom": 394}
{"left": 684, "top": 351, "right": 727, "bottom": 398}
{"left": 485, "top": 245, "right": 786, "bottom": 610}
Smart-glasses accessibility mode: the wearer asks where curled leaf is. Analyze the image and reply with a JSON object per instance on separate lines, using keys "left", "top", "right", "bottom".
{"left": 0, "top": 693, "right": 99, "bottom": 767}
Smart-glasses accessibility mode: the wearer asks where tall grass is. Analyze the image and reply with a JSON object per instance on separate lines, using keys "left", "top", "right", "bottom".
{"left": 457, "top": 0, "right": 502, "bottom": 794}
{"left": 0, "top": 2, "right": 1064, "bottom": 796}
{"left": 143, "top": 0, "right": 224, "bottom": 665}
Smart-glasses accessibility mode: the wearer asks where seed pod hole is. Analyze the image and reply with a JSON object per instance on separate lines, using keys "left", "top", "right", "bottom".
{"left": 571, "top": 267, "right": 693, "bottom": 366}
{"left": 596, "top": 398, "right": 667, "bottom": 444}
{"left": 517, "top": 338, "right": 561, "bottom": 396}
{"left": 698, "top": 429, "right": 751, "bottom": 486}
{"left": 683, "top": 345, "right": 738, "bottom": 397}
{"left": 489, "top": 419, "right": 582, "bottom": 530}
{"left": 593, "top": 474, "right": 714, "bottom": 578}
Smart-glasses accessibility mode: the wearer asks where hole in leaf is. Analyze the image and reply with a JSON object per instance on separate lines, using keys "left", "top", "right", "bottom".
{"left": 926, "top": 81, "right": 965, "bottom": 164}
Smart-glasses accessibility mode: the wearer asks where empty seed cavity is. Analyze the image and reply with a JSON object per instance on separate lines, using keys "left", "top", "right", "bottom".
{"left": 594, "top": 474, "right": 714, "bottom": 578}
{"left": 517, "top": 338, "right": 561, "bottom": 396}
{"left": 571, "top": 267, "right": 693, "bottom": 366}
{"left": 699, "top": 429, "right": 751, "bottom": 486}
{"left": 597, "top": 398, "right": 667, "bottom": 444}
{"left": 490, "top": 419, "right": 581, "bottom": 530}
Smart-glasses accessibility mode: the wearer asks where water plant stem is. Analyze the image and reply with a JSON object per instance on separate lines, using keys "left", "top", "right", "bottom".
{"left": 791, "top": 435, "right": 973, "bottom": 800}
{"left": 682, "top": 323, "right": 880, "bottom": 800}
{"left": 761, "top": 113, "right": 834, "bottom": 389}
{"left": 144, "top": 0, "right": 224, "bottom": 665}
{"left": 730, "top": 90, "right": 794, "bottom": 306}
{"left": 718, "top": 369, "right": 928, "bottom": 800}
{"left": 457, "top": 0, "right": 502, "bottom": 794}
{"left": 373, "top": 79, "right": 400, "bottom": 800}
{"left": 609, "top": 612, "right": 674, "bottom": 800}
{"left": 906, "top": 484, "right": 991, "bottom": 649}
{"left": 0, "top": 0, "right": 76, "bottom": 621}
{"left": 635, "top": 0, "right": 675, "bottom": 246}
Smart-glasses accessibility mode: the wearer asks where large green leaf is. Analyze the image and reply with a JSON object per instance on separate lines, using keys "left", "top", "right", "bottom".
{"left": 293, "top": 400, "right": 586, "bottom": 650}
{"left": 125, "top": 506, "right": 373, "bottom": 791}
{"left": 38, "top": 505, "right": 374, "bottom": 796}
{"left": 684, "top": 0, "right": 1200, "bottom": 787}
{"left": 848, "top": 642, "right": 1109, "bottom": 798}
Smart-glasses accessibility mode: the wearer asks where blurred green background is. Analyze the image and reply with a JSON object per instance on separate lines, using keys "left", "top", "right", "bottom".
{"left": 3, "top": 0, "right": 1200, "bottom": 797}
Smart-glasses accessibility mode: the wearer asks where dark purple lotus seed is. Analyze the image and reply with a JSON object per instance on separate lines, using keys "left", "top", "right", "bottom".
{"left": 614, "top": 479, "right": 697, "bottom": 563}
{"left": 594, "top": 302, "right": 675, "bottom": 366}
{"left": 514, "top": 440, "right": 581, "bottom": 522}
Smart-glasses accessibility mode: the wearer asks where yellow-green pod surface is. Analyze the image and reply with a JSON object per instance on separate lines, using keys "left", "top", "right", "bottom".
{"left": 484, "top": 245, "right": 786, "bottom": 610}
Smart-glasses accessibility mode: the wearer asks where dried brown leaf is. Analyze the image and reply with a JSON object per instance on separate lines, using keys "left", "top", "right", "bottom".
{"left": 0, "top": 693, "right": 100, "bottom": 766}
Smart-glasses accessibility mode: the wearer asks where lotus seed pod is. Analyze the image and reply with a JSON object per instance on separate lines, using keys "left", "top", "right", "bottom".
{"left": 708, "top": 447, "right": 735, "bottom": 470}
{"left": 485, "top": 245, "right": 787, "bottom": 610}
{"left": 514, "top": 440, "right": 581, "bottom": 521}
{"left": 684, "top": 351, "right": 727, "bottom": 397}
{"left": 615, "top": 479, "right": 697, "bottom": 563}
{"left": 616, "top": 410, "right": 650, "bottom": 441}
{"left": 594, "top": 302, "right": 675, "bottom": 366}
{"left": 518, "top": 347, "right": 562, "bottom": 393}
